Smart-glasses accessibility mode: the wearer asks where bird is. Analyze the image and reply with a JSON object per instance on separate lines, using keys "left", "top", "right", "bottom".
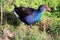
{"left": 14, "top": 4, "right": 51, "bottom": 26}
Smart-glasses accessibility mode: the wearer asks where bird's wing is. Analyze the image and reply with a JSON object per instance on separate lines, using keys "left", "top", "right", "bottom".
{"left": 14, "top": 7, "right": 36, "bottom": 17}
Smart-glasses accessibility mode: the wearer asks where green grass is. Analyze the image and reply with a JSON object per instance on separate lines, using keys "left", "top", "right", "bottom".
{"left": 0, "top": 0, "right": 60, "bottom": 40}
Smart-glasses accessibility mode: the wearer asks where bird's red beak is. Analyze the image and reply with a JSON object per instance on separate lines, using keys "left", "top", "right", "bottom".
{"left": 46, "top": 5, "right": 51, "bottom": 12}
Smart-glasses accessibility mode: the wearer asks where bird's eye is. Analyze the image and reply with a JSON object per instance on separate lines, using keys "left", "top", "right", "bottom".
{"left": 45, "top": 6, "right": 47, "bottom": 8}
{"left": 45, "top": 6, "right": 48, "bottom": 8}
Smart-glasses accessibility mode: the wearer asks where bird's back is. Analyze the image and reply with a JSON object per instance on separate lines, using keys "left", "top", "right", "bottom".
{"left": 14, "top": 7, "right": 35, "bottom": 18}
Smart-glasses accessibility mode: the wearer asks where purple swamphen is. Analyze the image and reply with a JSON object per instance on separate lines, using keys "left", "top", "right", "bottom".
{"left": 14, "top": 5, "right": 51, "bottom": 25}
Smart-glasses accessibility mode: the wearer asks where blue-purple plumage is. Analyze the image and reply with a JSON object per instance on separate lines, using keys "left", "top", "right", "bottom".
{"left": 14, "top": 4, "right": 51, "bottom": 25}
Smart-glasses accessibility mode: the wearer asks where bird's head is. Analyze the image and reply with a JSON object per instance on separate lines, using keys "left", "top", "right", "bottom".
{"left": 38, "top": 5, "right": 51, "bottom": 12}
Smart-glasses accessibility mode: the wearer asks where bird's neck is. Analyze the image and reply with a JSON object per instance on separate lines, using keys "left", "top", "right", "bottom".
{"left": 37, "top": 9, "right": 45, "bottom": 13}
{"left": 36, "top": 11, "right": 43, "bottom": 16}
{"left": 32, "top": 10, "right": 44, "bottom": 16}
{"left": 32, "top": 11, "right": 43, "bottom": 21}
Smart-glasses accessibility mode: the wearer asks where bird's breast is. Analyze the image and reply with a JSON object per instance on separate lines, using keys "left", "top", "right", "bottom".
{"left": 24, "top": 11, "right": 42, "bottom": 24}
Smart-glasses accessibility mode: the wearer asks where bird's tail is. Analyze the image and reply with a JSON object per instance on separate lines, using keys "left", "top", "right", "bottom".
{"left": 14, "top": 4, "right": 18, "bottom": 8}
{"left": 14, "top": 4, "right": 19, "bottom": 17}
